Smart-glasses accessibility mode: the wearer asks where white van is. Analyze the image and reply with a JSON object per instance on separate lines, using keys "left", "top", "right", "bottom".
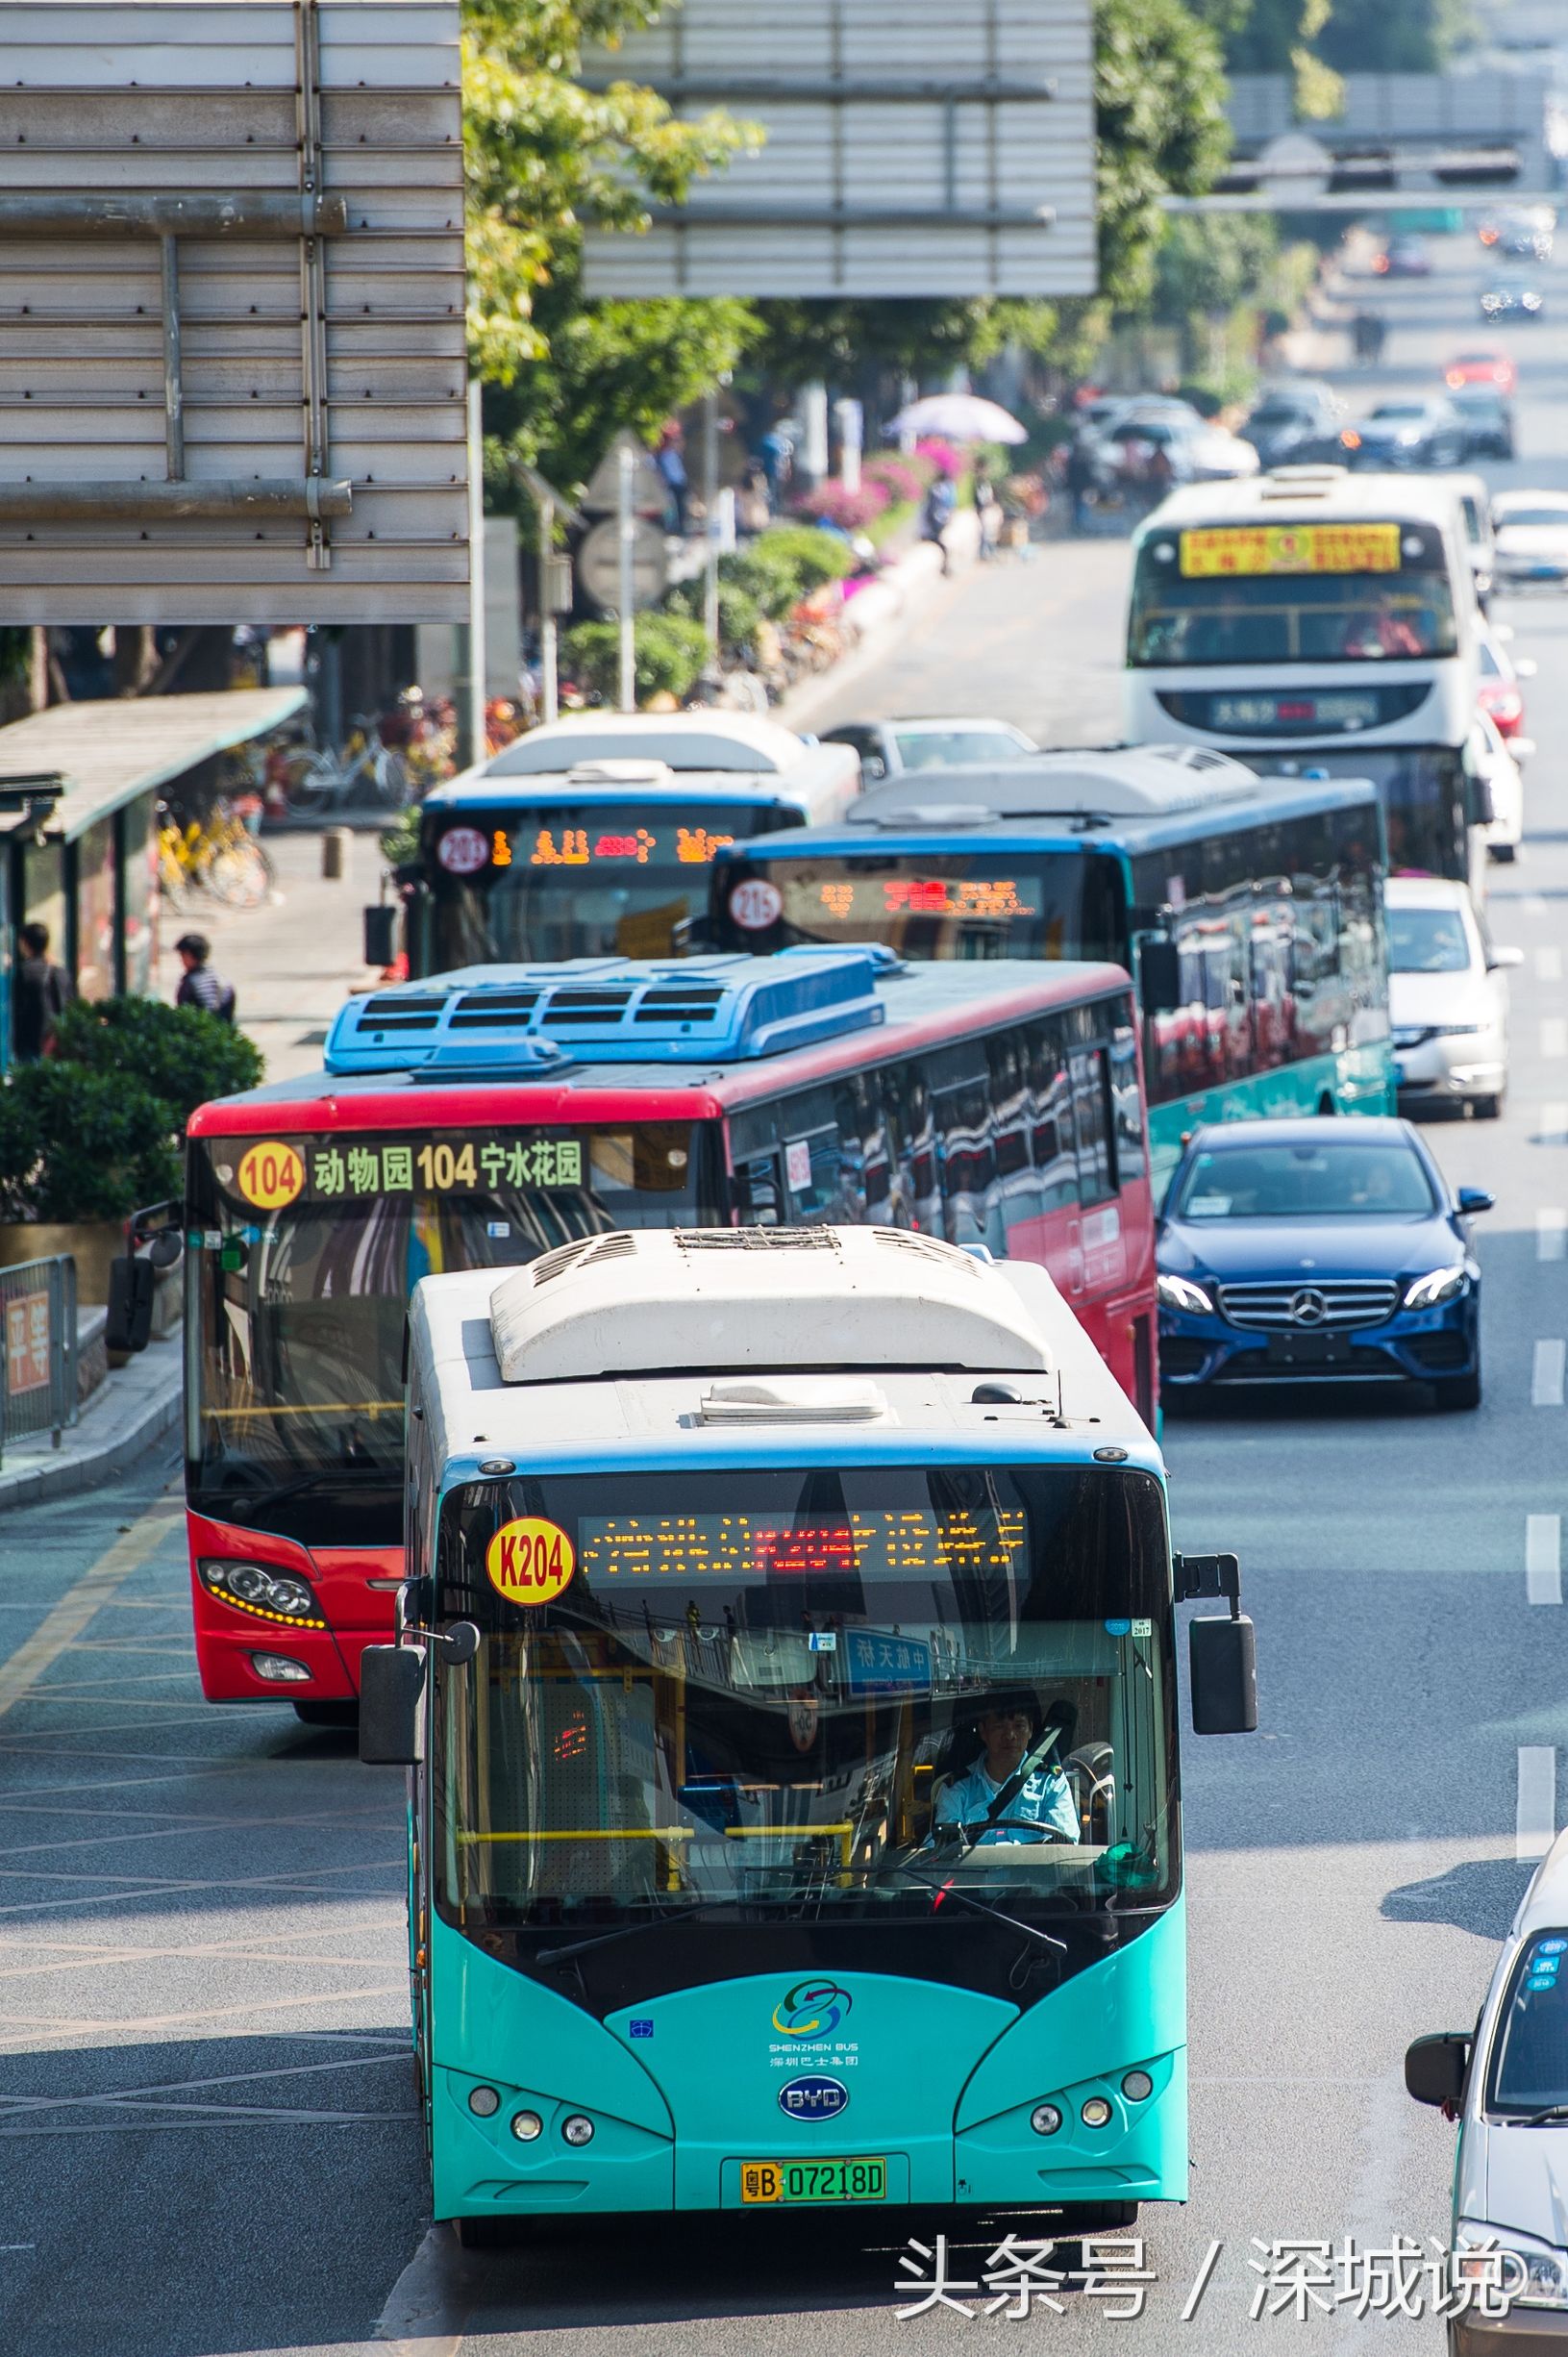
{"left": 1407, "top": 1827, "right": 1568, "bottom": 2349}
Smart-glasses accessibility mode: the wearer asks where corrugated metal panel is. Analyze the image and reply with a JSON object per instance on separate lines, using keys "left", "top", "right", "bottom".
{"left": 580, "top": 0, "right": 1096, "bottom": 300}
{"left": 0, "top": 1, "right": 468, "bottom": 622}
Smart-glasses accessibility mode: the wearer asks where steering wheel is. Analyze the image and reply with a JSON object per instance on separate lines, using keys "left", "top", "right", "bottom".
{"left": 955, "top": 1818, "right": 1075, "bottom": 1844}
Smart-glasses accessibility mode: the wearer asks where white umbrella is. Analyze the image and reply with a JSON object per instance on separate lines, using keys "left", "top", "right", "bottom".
{"left": 887, "top": 392, "right": 1028, "bottom": 445}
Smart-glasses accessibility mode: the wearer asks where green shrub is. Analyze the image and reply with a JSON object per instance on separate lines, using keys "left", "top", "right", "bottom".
{"left": 52, "top": 995, "right": 262, "bottom": 1128}
{"left": 380, "top": 805, "right": 421, "bottom": 866}
{"left": 0, "top": 1063, "right": 182, "bottom": 1224}
{"left": 718, "top": 540, "right": 809, "bottom": 619}
{"left": 563, "top": 613, "right": 711, "bottom": 705}
{"left": 754, "top": 524, "right": 858, "bottom": 591}
{"left": 665, "top": 577, "right": 763, "bottom": 657}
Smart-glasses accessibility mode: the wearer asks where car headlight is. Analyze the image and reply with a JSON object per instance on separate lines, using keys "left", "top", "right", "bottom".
{"left": 1404, "top": 1265, "right": 1469, "bottom": 1311}
{"left": 1456, "top": 2223, "right": 1566, "bottom": 2308}
{"left": 1157, "top": 1273, "right": 1214, "bottom": 1316}
{"left": 198, "top": 1558, "right": 324, "bottom": 1627}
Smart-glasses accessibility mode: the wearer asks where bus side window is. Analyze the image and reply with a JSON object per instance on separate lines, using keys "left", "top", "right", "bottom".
{"left": 931, "top": 1055, "right": 995, "bottom": 1250}
{"left": 984, "top": 1031, "right": 1043, "bottom": 1250}
{"left": 1071, "top": 1046, "right": 1117, "bottom": 1207}
{"left": 881, "top": 1061, "right": 940, "bottom": 1232}
{"left": 1108, "top": 1017, "right": 1146, "bottom": 1185}
{"left": 1026, "top": 1016, "right": 1078, "bottom": 1212}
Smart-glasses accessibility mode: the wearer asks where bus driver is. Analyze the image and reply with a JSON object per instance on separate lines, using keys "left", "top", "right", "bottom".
{"left": 932, "top": 1688, "right": 1081, "bottom": 1846}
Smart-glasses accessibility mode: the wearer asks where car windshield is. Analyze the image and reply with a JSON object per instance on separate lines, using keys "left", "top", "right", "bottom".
{"left": 187, "top": 1126, "right": 719, "bottom": 1534}
{"left": 1371, "top": 406, "right": 1428, "bottom": 421}
{"left": 1488, "top": 1932, "right": 1568, "bottom": 2117}
{"left": 1173, "top": 1141, "right": 1435, "bottom": 1219}
{"left": 1388, "top": 907, "right": 1472, "bottom": 973}
{"left": 893, "top": 731, "right": 1028, "bottom": 769}
{"left": 1498, "top": 508, "right": 1568, "bottom": 529}
{"left": 434, "top": 1465, "right": 1178, "bottom": 1945}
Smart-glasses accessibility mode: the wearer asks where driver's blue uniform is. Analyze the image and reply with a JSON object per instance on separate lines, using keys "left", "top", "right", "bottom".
{"left": 933, "top": 1760, "right": 1079, "bottom": 1844}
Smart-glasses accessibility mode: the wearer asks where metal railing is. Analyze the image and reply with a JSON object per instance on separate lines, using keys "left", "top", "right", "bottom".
{"left": 0, "top": 1254, "right": 78, "bottom": 1461}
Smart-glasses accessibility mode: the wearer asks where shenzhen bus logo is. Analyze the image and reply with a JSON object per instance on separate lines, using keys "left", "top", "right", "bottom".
{"left": 772, "top": 1979, "right": 854, "bottom": 2039}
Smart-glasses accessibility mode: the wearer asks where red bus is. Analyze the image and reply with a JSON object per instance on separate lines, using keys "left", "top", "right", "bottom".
{"left": 178, "top": 950, "right": 1157, "bottom": 1715}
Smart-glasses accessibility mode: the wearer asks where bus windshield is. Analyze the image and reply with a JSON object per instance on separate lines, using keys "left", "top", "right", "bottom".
{"left": 434, "top": 1464, "right": 1177, "bottom": 1943}
{"left": 187, "top": 1125, "right": 718, "bottom": 1529}
{"left": 1128, "top": 529, "right": 1459, "bottom": 667}
{"left": 419, "top": 800, "right": 800, "bottom": 967}
{"left": 716, "top": 849, "right": 1126, "bottom": 962}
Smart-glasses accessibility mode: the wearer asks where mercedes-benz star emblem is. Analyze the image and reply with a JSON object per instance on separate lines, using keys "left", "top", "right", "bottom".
{"left": 1290, "top": 1288, "right": 1329, "bottom": 1327}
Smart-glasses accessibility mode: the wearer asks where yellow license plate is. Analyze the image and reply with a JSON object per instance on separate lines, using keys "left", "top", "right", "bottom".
{"left": 740, "top": 2156, "right": 887, "bottom": 2204}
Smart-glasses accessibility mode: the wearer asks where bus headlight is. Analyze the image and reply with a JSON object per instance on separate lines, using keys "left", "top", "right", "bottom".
{"left": 1081, "top": 2096, "right": 1113, "bottom": 2129}
{"left": 1030, "top": 2103, "right": 1063, "bottom": 2136}
{"left": 1157, "top": 1273, "right": 1214, "bottom": 1317}
{"left": 1404, "top": 1266, "right": 1468, "bottom": 1311}
{"left": 1121, "top": 2069, "right": 1154, "bottom": 2102}
{"left": 561, "top": 2115, "right": 595, "bottom": 2146}
{"left": 510, "top": 2110, "right": 543, "bottom": 2142}
{"left": 467, "top": 2086, "right": 501, "bottom": 2118}
{"left": 199, "top": 1559, "right": 324, "bottom": 1627}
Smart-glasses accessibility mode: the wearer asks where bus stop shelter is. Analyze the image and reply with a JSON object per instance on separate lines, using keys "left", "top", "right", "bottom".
{"left": 0, "top": 687, "right": 306, "bottom": 1060}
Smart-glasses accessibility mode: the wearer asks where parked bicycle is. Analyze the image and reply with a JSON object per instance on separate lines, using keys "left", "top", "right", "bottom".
{"left": 286, "top": 715, "right": 411, "bottom": 815}
{"left": 157, "top": 800, "right": 276, "bottom": 912}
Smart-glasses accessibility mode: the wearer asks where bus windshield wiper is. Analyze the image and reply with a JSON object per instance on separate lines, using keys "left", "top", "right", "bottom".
{"left": 536, "top": 1892, "right": 778, "bottom": 1970}
{"left": 882, "top": 1859, "right": 1066, "bottom": 1953}
{"left": 1517, "top": 2103, "right": 1568, "bottom": 2125}
{"left": 201, "top": 1462, "right": 396, "bottom": 1513}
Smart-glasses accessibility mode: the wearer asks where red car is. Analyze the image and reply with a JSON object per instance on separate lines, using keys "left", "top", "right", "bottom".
{"left": 1446, "top": 346, "right": 1517, "bottom": 395}
{"left": 1476, "top": 623, "right": 1531, "bottom": 741}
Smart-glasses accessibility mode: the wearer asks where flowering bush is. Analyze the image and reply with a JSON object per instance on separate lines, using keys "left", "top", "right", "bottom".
{"left": 915, "top": 436, "right": 964, "bottom": 480}
{"left": 861, "top": 454, "right": 928, "bottom": 505}
{"left": 792, "top": 481, "right": 889, "bottom": 531}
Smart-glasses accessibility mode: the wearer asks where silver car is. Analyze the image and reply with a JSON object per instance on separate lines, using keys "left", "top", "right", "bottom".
{"left": 1387, "top": 878, "right": 1521, "bottom": 1121}
{"left": 1407, "top": 1830, "right": 1568, "bottom": 2350}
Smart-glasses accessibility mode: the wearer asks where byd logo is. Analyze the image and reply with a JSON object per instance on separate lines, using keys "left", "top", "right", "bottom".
{"left": 779, "top": 2074, "right": 849, "bottom": 2121}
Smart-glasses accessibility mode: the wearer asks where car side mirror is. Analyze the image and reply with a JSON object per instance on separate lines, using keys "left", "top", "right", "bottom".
{"left": 1489, "top": 944, "right": 1524, "bottom": 969}
{"left": 1405, "top": 2031, "right": 1471, "bottom": 2110}
{"left": 359, "top": 1644, "right": 426, "bottom": 1766}
{"left": 1189, "top": 1613, "right": 1257, "bottom": 1735}
{"left": 1139, "top": 936, "right": 1181, "bottom": 1015}
{"left": 1458, "top": 1187, "right": 1495, "bottom": 1216}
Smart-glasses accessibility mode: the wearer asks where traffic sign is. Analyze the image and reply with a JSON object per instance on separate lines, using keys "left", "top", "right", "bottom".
{"left": 582, "top": 432, "right": 671, "bottom": 519}
{"left": 577, "top": 517, "right": 669, "bottom": 614}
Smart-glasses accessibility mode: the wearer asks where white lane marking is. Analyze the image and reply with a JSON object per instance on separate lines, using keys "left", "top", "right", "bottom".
{"left": 0, "top": 1508, "right": 181, "bottom": 1722}
{"left": 1533, "top": 1341, "right": 1567, "bottom": 1407}
{"left": 1544, "top": 1018, "right": 1568, "bottom": 1062}
{"left": 1541, "top": 946, "right": 1565, "bottom": 984}
{"left": 1542, "top": 1102, "right": 1568, "bottom": 1145}
{"left": 1518, "top": 1747, "right": 1557, "bottom": 1862}
{"left": 1540, "top": 1209, "right": 1568, "bottom": 1263}
{"left": 374, "top": 2224, "right": 465, "bottom": 2357}
{"left": 1527, "top": 1515, "right": 1562, "bottom": 1605}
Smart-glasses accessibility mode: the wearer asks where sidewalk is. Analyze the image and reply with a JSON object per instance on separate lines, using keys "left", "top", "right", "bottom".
{"left": 0, "top": 1334, "right": 181, "bottom": 1510}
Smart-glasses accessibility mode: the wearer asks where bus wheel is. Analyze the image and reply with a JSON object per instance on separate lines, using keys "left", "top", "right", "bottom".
{"left": 454, "top": 2214, "right": 510, "bottom": 2249}
{"left": 292, "top": 1699, "right": 360, "bottom": 1729}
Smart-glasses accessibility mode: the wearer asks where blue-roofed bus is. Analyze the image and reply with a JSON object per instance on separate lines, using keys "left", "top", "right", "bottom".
{"left": 407, "top": 715, "right": 859, "bottom": 972}
{"left": 168, "top": 951, "right": 1159, "bottom": 1715}
{"left": 359, "top": 1222, "right": 1256, "bottom": 2241}
{"left": 707, "top": 743, "right": 1392, "bottom": 1196}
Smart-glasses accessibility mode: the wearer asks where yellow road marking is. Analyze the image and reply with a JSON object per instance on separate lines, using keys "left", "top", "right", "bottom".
{"left": 0, "top": 1505, "right": 182, "bottom": 1722}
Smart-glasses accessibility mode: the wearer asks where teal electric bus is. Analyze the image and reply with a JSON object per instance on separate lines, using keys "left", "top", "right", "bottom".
{"left": 361, "top": 1222, "right": 1256, "bottom": 2241}
{"left": 709, "top": 743, "right": 1392, "bottom": 1195}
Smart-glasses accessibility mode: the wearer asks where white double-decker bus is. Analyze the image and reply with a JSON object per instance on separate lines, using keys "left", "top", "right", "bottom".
{"left": 1122, "top": 467, "right": 1487, "bottom": 890}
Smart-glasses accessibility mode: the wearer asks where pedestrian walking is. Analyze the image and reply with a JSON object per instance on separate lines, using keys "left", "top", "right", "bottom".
{"left": 921, "top": 475, "right": 957, "bottom": 575}
{"left": 174, "top": 933, "right": 236, "bottom": 1023}
{"left": 655, "top": 420, "right": 688, "bottom": 536}
{"left": 736, "top": 461, "right": 772, "bottom": 539}
{"left": 973, "top": 467, "right": 1001, "bottom": 562}
{"left": 1064, "top": 436, "right": 1097, "bottom": 535}
{"left": 12, "top": 920, "right": 71, "bottom": 1062}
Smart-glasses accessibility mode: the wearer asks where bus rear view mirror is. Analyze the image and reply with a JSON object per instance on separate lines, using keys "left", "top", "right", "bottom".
{"left": 105, "top": 1255, "right": 156, "bottom": 1355}
{"left": 1189, "top": 1614, "right": 1257, "bottom": 1735}
{"left": 1139, "top": 938, "right": 1181, "bottom": 1014}
{"left": 359, "top": 1645, "right": 426, "bottom": 1766}
{"left": 1405, "top": 2031, "right": 1470, "bottom": 2110}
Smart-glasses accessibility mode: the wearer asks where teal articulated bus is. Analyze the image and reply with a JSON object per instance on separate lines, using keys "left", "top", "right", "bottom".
{"left": 709, "top": 743, "right": 1392, "bottom": 1196}
{"left": 361, "top": 1222, "right": 1256, "bottom": 2242}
